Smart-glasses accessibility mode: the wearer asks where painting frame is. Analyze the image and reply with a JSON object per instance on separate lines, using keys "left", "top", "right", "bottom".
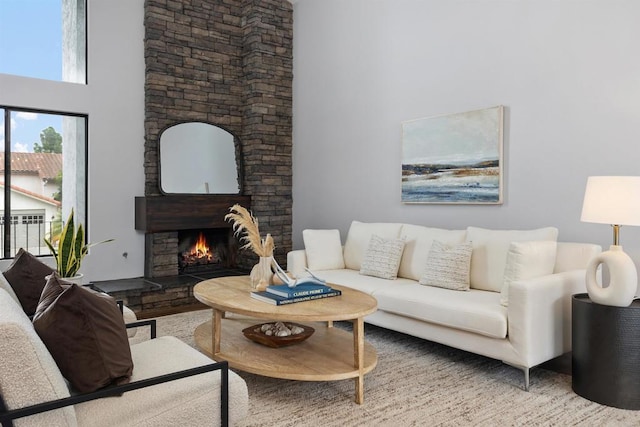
{"left": 401, "top": 106, "right": 504, "bottom": 205}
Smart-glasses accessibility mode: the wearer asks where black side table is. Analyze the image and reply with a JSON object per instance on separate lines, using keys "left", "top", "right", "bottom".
{"left": 572, "top": 293, "right": 640, "bottom": 409}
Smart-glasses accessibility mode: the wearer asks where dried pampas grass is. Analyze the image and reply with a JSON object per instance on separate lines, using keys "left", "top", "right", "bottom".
{"left": 225, "top": 204, "right": 274, "bottom": 257}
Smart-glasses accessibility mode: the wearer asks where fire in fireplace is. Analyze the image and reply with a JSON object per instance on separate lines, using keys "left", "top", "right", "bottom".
{"left": 177, "top": 229, "right": 235, "bottom": 274}
{"left": 182, "top": 232, "right": 213, "bottom": 264}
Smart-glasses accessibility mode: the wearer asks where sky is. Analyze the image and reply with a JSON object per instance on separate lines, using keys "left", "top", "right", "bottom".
{"left": 0, "top": 0, "right": 64, "bottom": 152}
{"left": 402, "top": 106, "right": 502, "bottom": 165}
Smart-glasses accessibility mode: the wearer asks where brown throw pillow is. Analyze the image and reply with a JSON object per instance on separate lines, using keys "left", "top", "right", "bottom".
{"left": 3, "top": 248, "right": 55, "bottom": 316}
{"left": 32, "top": 274, "right": 134, "bottom": 393}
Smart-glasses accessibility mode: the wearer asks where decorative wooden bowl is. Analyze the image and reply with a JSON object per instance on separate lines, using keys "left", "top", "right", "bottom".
{"left": 242, "top": 322, "right": 315, "bottom": 348}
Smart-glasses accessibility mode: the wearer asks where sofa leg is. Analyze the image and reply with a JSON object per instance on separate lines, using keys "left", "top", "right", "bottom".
{"left": 523, "top": 367, "right": 530, "bottom": 392}
{"left": 504, "top": 362, "right": 531, "bottom": 391}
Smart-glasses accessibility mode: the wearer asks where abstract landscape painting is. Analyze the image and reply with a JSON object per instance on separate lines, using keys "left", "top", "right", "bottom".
{"left": 401, "top": 106, "right": 504, "bottom": 204}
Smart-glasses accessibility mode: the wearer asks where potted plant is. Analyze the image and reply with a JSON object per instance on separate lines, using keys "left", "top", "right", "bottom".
{"left": 44, "top": 208, "right": 113, "bottom": 284}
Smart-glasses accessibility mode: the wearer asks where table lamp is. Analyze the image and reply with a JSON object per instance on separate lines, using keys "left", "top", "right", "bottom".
{"left": 580, "top": 176, "right": 640, "bottom": 306}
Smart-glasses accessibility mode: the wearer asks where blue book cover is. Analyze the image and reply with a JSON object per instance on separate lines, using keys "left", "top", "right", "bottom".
{"left": 250, "top": 289, "right": 341, "bottom": 305}
{"left": 266, "top": 281, "right": 333, "bottom": 298}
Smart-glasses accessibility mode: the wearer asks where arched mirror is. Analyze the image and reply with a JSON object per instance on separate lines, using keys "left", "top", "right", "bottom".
{"left": 159, "top": 122, "right": 241, "bottom": 194}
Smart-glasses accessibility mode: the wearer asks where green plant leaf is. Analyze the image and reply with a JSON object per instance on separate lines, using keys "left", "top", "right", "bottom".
{"left": 57, "top": 209, "right": 76, "bottom": 277}
{"left": 44, "top": 208, "right": 113, "bottom": 278}
{"left": 43, "top": 238, "right": 57, "bottom": 258}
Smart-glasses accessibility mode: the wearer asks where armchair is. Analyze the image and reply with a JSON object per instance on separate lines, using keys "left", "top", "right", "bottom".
{"left": 0, "top": 289, "right": 248, "bottom": 427}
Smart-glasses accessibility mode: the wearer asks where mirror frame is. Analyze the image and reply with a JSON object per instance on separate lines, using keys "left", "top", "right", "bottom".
{"left": 158, "top": 121, "right": 243, "bottom": 195}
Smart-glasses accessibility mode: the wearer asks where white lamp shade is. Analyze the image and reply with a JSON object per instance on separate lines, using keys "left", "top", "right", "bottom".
{"left": 581, "top": 176, "right": 640, "bottom": 226}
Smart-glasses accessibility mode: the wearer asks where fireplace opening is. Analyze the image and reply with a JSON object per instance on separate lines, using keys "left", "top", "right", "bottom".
{"left": 177, "top": 228, "right": 236, "bottom": 274}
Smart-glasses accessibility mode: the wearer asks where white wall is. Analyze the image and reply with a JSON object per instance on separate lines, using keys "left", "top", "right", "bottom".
{"left": 292, "top": 1, "right": 640, "bottom": 269}
{"left": 0, "top": 0, "right": 145, "bottom": 281}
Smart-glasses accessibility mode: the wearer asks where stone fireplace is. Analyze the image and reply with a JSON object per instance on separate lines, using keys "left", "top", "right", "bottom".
{"left": 135, "top": 194, "right": 251, "bottom": 277}
{"left": 138, "top": 0, "right": 293, "bottom": 278}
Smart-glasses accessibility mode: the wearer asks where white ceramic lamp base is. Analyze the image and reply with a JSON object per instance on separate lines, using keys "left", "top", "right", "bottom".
{"left": 585, "top": 245, "right": 637, "bottom": 307}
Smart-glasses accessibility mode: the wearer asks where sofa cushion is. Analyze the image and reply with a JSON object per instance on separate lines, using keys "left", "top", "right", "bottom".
{"left": 398, "top": 224, "right": 466, "bottom": 281}
{"left": 466, "top": 226, "right": 558, "bottom": 292}
{"left": 343, "top": 221, "right": 403, "bottom": 270}
{"left": 419, "top": 240, "right": 473, "bottom": 291}
{"left": 302, "top": 229, "right": 345, "bottom": 271}
{"left": 3, "top": 248, "right": 55, "bottom": 316}
{"left": 74, "top": 336, "right": 249, "bottom": 427}
{"left": 319, "top": 269, "right": 417, "bottom": 295}
{"left": 360, "top": 234, "right": 406, "bottom": 280}
{"left": 374, "top": 283, "right": 508, "bottom": 339}
{"left": 500, "top": 241, "right": 558, "bottom": 306}
{"left": 0, "top": 288, "right": 77, "bottom": 426}
{"left": 32, "top": 274, "right": 134, "bottom": 393}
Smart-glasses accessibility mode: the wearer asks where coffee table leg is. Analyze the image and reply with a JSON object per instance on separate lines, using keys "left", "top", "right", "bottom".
{"left": 353, "top": 317, "right": 365, "bottom": 404}
{"left": 212, "top": 308, "right": 222, "bottom": 355}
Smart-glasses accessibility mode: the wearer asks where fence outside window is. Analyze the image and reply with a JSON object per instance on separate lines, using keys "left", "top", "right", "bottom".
{"left": 0, "top": 219, "right": 63, "bottom": 258}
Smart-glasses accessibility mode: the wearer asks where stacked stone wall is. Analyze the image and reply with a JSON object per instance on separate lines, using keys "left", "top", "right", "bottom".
{"left": 144, "top": 0, "right": 293, "bottom": 275}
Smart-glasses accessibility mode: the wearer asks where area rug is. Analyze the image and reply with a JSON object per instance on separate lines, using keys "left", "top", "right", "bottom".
{"left": 149, "top": 309, "right": 640, "bottom": 426}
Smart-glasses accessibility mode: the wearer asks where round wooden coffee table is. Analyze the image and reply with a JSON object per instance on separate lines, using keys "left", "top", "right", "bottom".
{"left": 193, "top": 275, "right": 378, "bottom": 404}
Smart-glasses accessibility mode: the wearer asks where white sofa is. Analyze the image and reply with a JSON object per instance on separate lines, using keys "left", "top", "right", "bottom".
{"left": 0, "top": 286, "right": 248, "bottom": 426}
{"left": 287, "top": 221, "right": 602, "bottom": 390}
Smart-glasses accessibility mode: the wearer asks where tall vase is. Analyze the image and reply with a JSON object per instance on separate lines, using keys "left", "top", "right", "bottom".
{"left": 250, "top": 256, "right": 273, "bottom": 292}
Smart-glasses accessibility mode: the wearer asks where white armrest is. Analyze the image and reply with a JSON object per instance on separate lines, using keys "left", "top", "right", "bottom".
{"left": 286, "top": 250, "right": 308, "bottom": 277}
{"left": 507, "top": 270, "right": 587, "bottom": 367}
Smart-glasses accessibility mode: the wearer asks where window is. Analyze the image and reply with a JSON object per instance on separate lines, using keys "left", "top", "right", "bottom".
{"left": 22, "top": 214, "right": 45, "bottom": 225}
{"left": 0, "top": 0, "right": 87, "bottom": 84}
{"left": 0, "top": 216, "right": 18, "bottom": 225}
{"left": 0, "top": 1, "right": 88, "bottom": 259}
{"left": 0, "top": 107, "right": 87, "bottom": 258}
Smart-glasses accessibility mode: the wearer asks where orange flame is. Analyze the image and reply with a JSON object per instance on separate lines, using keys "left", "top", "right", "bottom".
{"left": 191, "top": 232, "right": 211, "bottom": 260}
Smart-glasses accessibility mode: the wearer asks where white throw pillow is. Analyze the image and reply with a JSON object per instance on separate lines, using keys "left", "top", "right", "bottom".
{"left": 343, "top": 221, "right": 403, "bottom": 270}
{"left": 359, "top": 234, "right": 406, "bottom": 280}
{"left": 466, "top": 226, "right": 558, "bottom": 292}
{"left": 302, "top": 229, "right": 345, "bottom": 271}
{"left": 500, "top": 241, "right": 558, "bottom": 306}
{"left": 419, "top": 240, "right": 473, "bottom": 291}
{"left": 397, "top": 224, "right": 467, "bottom": 281}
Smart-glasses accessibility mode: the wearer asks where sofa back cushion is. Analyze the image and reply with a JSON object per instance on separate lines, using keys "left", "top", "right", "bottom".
{"left": 343, "top": 221, "right": 402, "bottom": 270}
{"left": 466, "top": 226, "right": 559, "bottom": 292}
{"left": 554, "top": 242, "right": 602, "bottom": 273}
{"left": 0, "top": 288, "right": 77, "bottom": 426}
{"left": 398, "top": 224, "right": 466, "bottom": 281}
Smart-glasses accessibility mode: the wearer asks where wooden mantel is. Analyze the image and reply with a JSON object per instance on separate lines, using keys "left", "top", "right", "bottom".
{"left": 134, "top": 195, "right": 251, "bottom": 232}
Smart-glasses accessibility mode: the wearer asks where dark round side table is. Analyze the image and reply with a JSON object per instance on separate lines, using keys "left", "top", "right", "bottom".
{"left": 572, "top": 293, "right": 640, "bottom": 410}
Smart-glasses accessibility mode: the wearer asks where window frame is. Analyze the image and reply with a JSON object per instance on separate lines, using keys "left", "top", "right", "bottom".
{"left": 0, "top": 0, "right": 88, "bottom": 85}
{"left": 1, "top": 104, "right": 88, "bottom": 259}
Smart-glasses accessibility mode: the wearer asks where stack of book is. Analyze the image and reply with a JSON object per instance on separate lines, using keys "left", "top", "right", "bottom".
{"left": 250, "top": 280, "right": 341, "bottom": 305}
